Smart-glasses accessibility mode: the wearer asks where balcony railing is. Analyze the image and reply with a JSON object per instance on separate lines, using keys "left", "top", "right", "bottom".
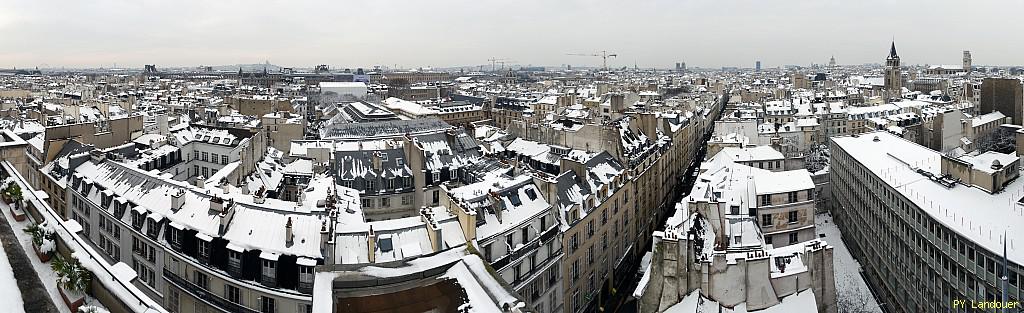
{"left": 164, "top": 269, "right": 259, "bottom": 313}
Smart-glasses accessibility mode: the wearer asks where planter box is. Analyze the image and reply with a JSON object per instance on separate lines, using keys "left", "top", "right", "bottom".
{"left": 32, "top": 244, "right": 50, "bottom": 263}
{"left": 9, "top": 206, "right": 25, "bottom": 222}
{"left": 58, "top": 287, "right": 85, "bottom": 313}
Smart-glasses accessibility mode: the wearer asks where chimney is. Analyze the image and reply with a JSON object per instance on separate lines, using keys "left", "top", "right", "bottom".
{"left": 420, "top": 207, "right": 443, "bottom": 252}
{"left": 217, "top": 200, "right": 236, "bottom": 235}
{"left": 89, "top": 150, "right": 106, "bottom": 164}
{"left": 488, "top": 190, "right": 504, "bottom": 223}
{"left": 367, "top": 226, "right": 377, "bottom": 263}
{"left": 170, "top": 189, "right": 185, "bottom": 212}
{"left": 371, "top": 151, "right": 383, "bottom": 171}
{"left": 254, "top": 186, "right": 266, "bottom": 204}
{"left": 319, "top": 221, "right": 332, "bottom": 265}
{"left": 196, "top": 176, "right": 206, "bottom": 189}
{"left": 210, "top": 195, "right": 232, "bottom": 213}
{"left": 285, "top": 217, "right": 294, "bottom": 246}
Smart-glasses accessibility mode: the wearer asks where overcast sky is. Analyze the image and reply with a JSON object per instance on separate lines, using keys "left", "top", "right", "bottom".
{"left": 2, "top": 0, "right": 1022, "bottom": 69}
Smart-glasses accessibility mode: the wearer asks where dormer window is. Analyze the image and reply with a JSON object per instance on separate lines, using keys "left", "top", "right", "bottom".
{"left": 197, "top": 239, "right": 210, "bottom": 263}
{"left": 146, "top": 218, "right": 160, "bottom": 239}
{"left": 115, "top": 201, "right": 128, "bottom": 218}
{"left": 261, "top": 258, "right": 278, "bottom": 287}
{"left": 101, "top": 194, "right": 111, "bottom": 209}
{"left": 130, "top": 211, "right": 145, "bottom": 230}
{"left": 227, "top": 248, "right": 243, "bottom": 277}
{"left": 169, "top": 227, "right": 181, "bottom": 249}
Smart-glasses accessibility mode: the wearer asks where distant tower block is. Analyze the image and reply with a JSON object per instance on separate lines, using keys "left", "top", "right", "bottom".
{"left": 963, "top": 51, "right": 972, "bottom": 74}
{"left": 755, "top": 61, "right": 762, "bottom": 72}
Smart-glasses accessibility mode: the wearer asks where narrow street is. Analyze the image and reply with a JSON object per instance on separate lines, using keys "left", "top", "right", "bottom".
{"left": 603, "top": 103, "right": 722, "bottom": 313}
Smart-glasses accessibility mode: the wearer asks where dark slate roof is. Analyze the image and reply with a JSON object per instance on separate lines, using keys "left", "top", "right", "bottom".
{"left": 320, "top": 118, "right": 451, "bottom": 139}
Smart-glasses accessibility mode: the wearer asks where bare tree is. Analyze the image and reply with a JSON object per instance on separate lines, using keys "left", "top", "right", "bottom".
{"left": 836, "top": 278, "right": 877, "bottom": 313}
{"left": 975, "top": 126, "right": 1016, "bottom": 154}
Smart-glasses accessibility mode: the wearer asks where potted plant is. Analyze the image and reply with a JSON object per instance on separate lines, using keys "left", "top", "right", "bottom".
{"left": 1, "top": 181, "right": 13, "bottom": 204}
{"left": 52, "top": 255, "right": 91, "bottom": 313}
{"left": 24, "top": 222, "right": 55, "bottom": 262}
{"left": 7, "top": 182, "right": 25, "bottom": 221}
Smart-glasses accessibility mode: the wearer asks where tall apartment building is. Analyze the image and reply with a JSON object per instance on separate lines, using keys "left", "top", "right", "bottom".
{"left": 446, "top": 175, "right": 565, "bottom": 313}
{"left": 980, "top": 78, "right": 1024, "bottom": 125}
{"left": 830, "top": 131, "right": 1024, "bottom": 312}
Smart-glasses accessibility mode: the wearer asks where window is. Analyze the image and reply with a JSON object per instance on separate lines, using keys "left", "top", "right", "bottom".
{"left": 221, "top": 155, "right": 229, "bottom": 165}
{"left": 587, "top": 246, "right": 594, "bottom": 264}
{"left": 514, "top": 262, "right": 522, "bottom": 282}
{"left": 193, "top": 151, "right": 199, "bottom": 160}
{"left": 432, "top": 190, "right": 439, "bottom": 204}
{"left": 211, "top": 153, "right": 219, "bottom": 163}
{"left": 201, "top": 152, "right": 208, "bottom": 162}
{"left": 760, "top": 194, "right": 772, "bottom": 206}
{"left": 807, "top": 189, "right": 815, "bottom": 200}
{"left": 262, "top": 260, "right": 276, "bottom": 278}
{"left": 198, "top": 240, "right": 210, "bottom": 262}
{"left": 788, "top": 211, "right": 798, "bottom": 224}
{"left": 521, "top": 227, "right": 529, "bottom": 244}
{"left": 484, "top": 244, "right": 492, "bottom": 262}
{"left": 193, "top": 271, "right": 208, "bottom": 290}
{"left": 571, "top": 260, "right": 580, "bottom": 282}
{"left": 761, "top": 214, "right": 773, "bottom": 227}
{"left": 572, "top": 290, "right": 581, "bottom": 313}
{"left": 226, "top": 285, "right": 240, "bottom": 304}
{"left": 432, "top": 172, "right": 440, "bottom": 182}
{"left": 765, "top": 235, "right": 773, "bottom": 245}
{"left": 540, "top": 216, "right": 547, "bottom": 230}
{"left": 788, "top": 192, "right": 798, "bottom": 203}
{"left": 168, "top": 289, "right": 180, "bottom": 312}
{"left": 789, "top": 233, "right": 798, "bottom": 244}
{"left": 396, "top": 158, "right": 403, "bottom": 166}
{"left": 169, "top": 228, "right": 181, "bottom": 247}
{"left": 261, "top": 297, "right": 276, "bottom": 313}
{"left": 380, "top": 197, "right": 390, "bottom": 207}
{"left": 548, "top": 267, "right": 558, "bottom": 287}
{"left": 360, "top": 199, "right": 371, "bottom": 208}
{"left": 401, "top": 195, "right": 410, "bottom": 205}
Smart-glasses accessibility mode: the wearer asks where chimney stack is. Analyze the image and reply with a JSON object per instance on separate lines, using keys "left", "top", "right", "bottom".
{"left": 319, "top": 221, "right": 332, "bottom": 265}
{"left": 285, "top": 217, "right": 294, "bottom": 246}
{"left": 367, "top": 226, "right": 377, "bottom": 263}
{"left": 170, "top": 189, "right": 185, "bottom": 212}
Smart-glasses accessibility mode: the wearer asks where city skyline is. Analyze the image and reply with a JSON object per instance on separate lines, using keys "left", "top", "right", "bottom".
{"left": 3, "top": 0, "right": 1023, "bottom": 69}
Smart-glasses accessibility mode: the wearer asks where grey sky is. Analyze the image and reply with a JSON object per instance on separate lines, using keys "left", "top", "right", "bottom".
{"left": 2, "top": 0, "right": 1022, "bottom": 69}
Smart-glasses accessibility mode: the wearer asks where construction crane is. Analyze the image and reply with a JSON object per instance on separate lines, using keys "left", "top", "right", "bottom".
{"left": 496, "top": 60, "right": 516, "bottom": 70}
{"left": 566, "top": 51, "right": 618, "bottom": 70}
{"left": 487, "top": 57, "right": 510, "bottom": 72}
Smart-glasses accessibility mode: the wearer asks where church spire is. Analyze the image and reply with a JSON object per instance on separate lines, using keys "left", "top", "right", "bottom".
{"left": 888, "top": 41, "right": 899, "bottom": 59}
